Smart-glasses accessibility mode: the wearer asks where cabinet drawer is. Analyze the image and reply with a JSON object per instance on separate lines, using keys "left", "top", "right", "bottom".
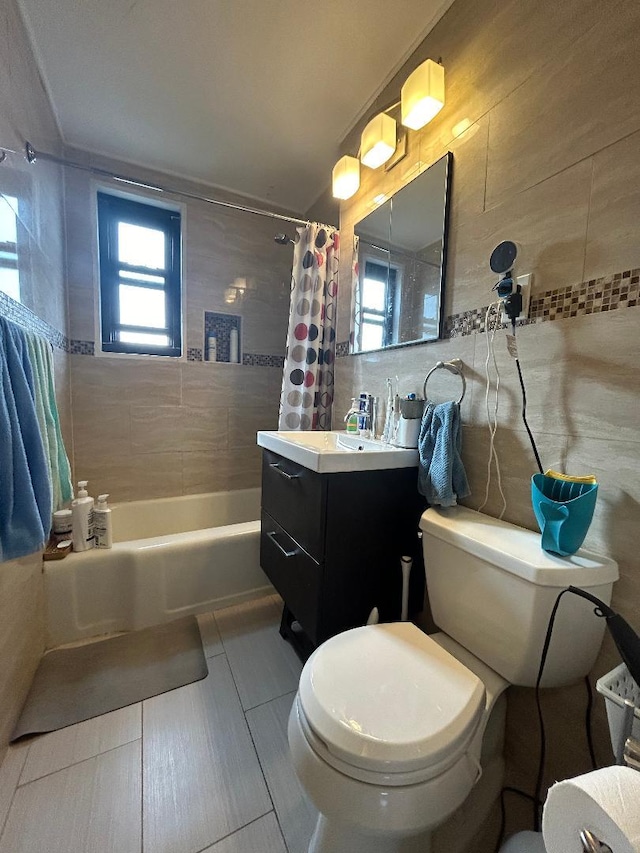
{"left": 261, "top": 450, "right": 326, "bottom": 560}
{"left": 260, "top": 511, "right": 321, "bottom": 644}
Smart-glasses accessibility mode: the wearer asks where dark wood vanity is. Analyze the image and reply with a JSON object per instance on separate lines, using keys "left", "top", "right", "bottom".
{"left": 260, "top": 448, "right": 426, "bottom": 655}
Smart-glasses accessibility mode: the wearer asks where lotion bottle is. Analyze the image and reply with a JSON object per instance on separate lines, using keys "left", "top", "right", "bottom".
{"left": 207, "top": 334, "right": 217, "bottom": 362}
{"left": 72, "top": 480, "right": 95, "bottom": 551}
{"left": 229, "top": 327, "right": 239, "bottom": 363}
{"left": 94, "top": 494, "right": 113, "bottom": 549}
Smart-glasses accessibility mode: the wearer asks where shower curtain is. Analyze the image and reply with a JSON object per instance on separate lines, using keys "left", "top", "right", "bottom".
{"left": 278, "top": 223, "right": 339, "bottom": 431}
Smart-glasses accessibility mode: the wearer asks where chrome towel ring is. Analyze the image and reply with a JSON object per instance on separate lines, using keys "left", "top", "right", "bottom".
{"left": 423, "top": 359, "right": 466, "bottom": 405}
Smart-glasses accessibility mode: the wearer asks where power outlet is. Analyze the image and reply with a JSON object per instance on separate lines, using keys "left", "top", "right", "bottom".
{"left": 501, "top": 272, "right": 532, "bottom": 322}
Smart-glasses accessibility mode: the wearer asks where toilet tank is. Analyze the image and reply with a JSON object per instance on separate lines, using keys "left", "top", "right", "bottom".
{"left": 420, "top": 507, "right": 619, "bottom": 688}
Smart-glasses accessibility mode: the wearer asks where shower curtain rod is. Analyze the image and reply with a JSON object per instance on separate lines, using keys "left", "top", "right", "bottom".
{"left": 2, "top": 141, "right": 322, "bottom": 229}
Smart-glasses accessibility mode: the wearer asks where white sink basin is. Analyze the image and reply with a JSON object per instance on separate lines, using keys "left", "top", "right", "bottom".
{"left": 257, "top": 430, "right": 419, "bottom": 473}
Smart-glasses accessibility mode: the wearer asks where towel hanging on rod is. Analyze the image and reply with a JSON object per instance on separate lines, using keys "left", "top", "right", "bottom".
{"left": 0, "top": 316, "right": 52, "bottom": 560}
{"left": 25, "top": 331, "right": 73, "bottom": 511}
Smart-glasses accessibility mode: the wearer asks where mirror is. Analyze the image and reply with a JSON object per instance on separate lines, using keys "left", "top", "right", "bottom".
{"left": 350, "top": 151, "right": 451, "bottom": 353}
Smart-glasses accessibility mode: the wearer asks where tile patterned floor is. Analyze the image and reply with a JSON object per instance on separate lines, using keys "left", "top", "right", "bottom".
{"left": 0, "top": 594, "right": 314, "bottom": 853}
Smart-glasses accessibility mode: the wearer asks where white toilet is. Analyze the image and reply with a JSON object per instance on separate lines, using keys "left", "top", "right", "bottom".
{"left": 288, "top": 506, "right": 618, "bottom": 853}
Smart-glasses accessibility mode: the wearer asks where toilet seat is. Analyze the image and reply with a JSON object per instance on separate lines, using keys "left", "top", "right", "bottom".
{"left": 298, "top": 622, "right": 486, "bottom": 780}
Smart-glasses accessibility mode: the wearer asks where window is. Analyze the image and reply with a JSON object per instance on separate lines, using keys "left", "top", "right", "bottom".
{"left": 97, "top": 193, "right": 181, "bottom": 356}
{"left": 360, "top": 259, "right": 396, "bottom": 350}
{"left": 0, "top": 195, "right": 20, "bottom": 302}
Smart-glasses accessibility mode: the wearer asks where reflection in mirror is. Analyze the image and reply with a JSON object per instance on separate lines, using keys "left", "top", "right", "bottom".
{"left": 351, "top": 152, "right": 451, "bottom": 353}
{"left": 0, "top": 193, "right": 21, "bottom": 301}
{"left": 0, "top": 163, "right": 38, "bottom": 308}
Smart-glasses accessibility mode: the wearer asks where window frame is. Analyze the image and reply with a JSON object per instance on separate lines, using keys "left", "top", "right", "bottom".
{"left": 97, "top": 192, "right": 182, "bottom": 357}
{"left": 361, "top": 258, "right": 398, "bottom": 349}
{"left": 0, "top": 194, "right": 21, "bottom": 302}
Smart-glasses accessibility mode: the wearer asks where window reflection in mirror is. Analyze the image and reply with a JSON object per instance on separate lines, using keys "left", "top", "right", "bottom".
{"left": 351, "top": 152, "right": 451, "bottom": 353}
{"left": 0, "top": 195, "right": 20, "bottom": 301}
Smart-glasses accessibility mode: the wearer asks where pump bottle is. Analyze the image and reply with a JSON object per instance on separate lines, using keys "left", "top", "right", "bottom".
{"left": 72, "top": 481, "right": 95, "bottom": 551}
{"left": 94, "top": 494, "right": 113, "bottom": 549}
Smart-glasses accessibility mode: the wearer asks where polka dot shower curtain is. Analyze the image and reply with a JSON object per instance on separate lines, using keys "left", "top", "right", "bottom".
{"left": 278, "top": 224, "right": 339, "bottom": 431}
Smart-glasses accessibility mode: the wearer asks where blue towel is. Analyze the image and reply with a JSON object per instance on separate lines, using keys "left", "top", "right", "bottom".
{"left": 26, "top": 333, "right": 73, "bottom": 511}
{"left": 418, "top": 401, "right": 470, "bottom": 507}
{"left": 0, "top": 317, "right": 52, "bottom": 561}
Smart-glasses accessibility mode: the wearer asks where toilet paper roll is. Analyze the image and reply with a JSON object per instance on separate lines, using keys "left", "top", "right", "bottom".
{"left": 542, "top": 766, "right": 640, "bottom": 853}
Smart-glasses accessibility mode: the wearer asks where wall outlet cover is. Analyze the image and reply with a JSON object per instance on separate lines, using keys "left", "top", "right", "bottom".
{"left": 501, "top": 273, "right": 532, "bottom": 323}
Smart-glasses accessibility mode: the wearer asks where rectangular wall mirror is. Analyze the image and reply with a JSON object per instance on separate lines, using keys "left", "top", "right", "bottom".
{"left": 350, "top": 151, "right": 451, "bottom": 353}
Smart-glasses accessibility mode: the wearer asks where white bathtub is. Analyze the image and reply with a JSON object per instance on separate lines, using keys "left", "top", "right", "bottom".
{"left": 45, "top": 488, "right": 272, "bottom": 647}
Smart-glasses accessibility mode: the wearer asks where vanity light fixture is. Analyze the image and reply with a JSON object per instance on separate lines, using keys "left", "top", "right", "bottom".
{"left": 400, "top": 58, "right": 445, "bottom": 131}
{"left": 360, "top": 112, "right": 397, "bottom": 169}
{"left": 332, "top": 155, "right": 360, "bottom": 200}
{"left": 332, "top": 58, "right": 444, "bottom": 200}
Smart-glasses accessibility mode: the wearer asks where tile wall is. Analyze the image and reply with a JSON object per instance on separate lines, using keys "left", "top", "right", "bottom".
{"left": 333, "top": 0, "right": 640, "bottom": 832}
{"left": 63, "top": 152, "right": 295, "bottom": 501}
{"left": 0, "top": 0, "right": 70, "bottom": 754}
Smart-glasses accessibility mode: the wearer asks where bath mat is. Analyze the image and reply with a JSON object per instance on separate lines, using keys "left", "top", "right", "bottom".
{"left": 12, "top": 616, "right": 208, "bottom": 740}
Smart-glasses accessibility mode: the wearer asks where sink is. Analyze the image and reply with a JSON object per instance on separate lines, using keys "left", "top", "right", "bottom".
{"left": 256, "top": 430, "right": 419, "bottom": 473}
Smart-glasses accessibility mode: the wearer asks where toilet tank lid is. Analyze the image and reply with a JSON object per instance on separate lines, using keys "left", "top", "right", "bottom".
{"left": 419, "top": 506, "right": 618, "bottom": 587}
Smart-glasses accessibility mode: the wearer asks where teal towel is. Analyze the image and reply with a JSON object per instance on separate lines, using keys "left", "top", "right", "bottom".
{"left": 418, "top": 401, "right": 470, "bottom": 507}
{"left": 26, "top": 334, "right": 73, "bottom": 511}
{"left": 0, "top": 317, "right": 52, "bottom": 561}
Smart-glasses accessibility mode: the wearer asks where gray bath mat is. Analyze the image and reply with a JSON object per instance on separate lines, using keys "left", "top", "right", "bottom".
{"left": 12, "top": 616, "right": 208, "bottom": 740}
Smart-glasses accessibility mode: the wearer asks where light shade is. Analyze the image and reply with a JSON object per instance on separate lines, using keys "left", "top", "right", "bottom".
{"left": 401, "top": 59, "right": 445, "bottom": 131}
{"left": 360, "top": 113, "right": 397, "bottom": 169}
{"left": 332, "top": 155, "right": 360, "bottom": 200}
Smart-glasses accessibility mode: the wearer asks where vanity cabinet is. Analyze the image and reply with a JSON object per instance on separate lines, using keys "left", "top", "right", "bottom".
{"left": 260, "top": 448, "right": 426, "bottom": 650}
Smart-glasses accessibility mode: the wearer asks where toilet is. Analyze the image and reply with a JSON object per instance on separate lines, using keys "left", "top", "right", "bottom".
{"left": 288, "top": 506, "right": 618, "bottom": 853}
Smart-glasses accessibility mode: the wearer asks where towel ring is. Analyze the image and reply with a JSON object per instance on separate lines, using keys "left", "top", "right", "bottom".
{"left": 423, "top": 359, "right": 466, "bottom": 405}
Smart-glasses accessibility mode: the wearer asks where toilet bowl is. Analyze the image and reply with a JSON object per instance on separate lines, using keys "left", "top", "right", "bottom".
{"left": 288, "top": 506, "right": 619, "bottom": 853}
{"left": 288, "top": 621, "right": 506, "bottom": 853}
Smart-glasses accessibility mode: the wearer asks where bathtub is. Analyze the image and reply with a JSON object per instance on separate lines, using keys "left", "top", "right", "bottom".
{"left": 45, "top": 488, "right": 272, "bottom": 647}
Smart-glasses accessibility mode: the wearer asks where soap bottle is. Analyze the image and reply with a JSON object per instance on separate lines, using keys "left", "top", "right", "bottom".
{"left": 346, "top": 398, "right": 359, "bottom": 433}
{"left": 94, "top": 494, "right": 113, "bottom": 549}
{"left": 72, "top": 481, "right": 95, "bottom": 552}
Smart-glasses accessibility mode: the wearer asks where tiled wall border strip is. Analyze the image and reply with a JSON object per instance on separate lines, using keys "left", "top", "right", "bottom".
{"left": 339, "top": 266, "right": 640, "bottom": 354}
{"left": 185, "top": 348, "right": 284, "bottom": 367}
{"left": 0, "top": 293, "right": 283, "bottom": 366}
{"left": 0, "top": 291, "right": 68, "bottom": 350}
{"left": 4, "top": 266, "right": 638, "bottom": 361}
{"left": 445, "top": 266, "right": 639, "bottom": 337}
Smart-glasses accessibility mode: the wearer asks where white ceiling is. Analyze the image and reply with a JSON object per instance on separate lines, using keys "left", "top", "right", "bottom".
{"left": 17, "top": 0, "right": 453, "bottom": 213}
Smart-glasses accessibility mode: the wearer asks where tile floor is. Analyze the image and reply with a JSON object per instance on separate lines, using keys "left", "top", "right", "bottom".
{"left": 0, "top": 594, "right": 318, "bottom": 853}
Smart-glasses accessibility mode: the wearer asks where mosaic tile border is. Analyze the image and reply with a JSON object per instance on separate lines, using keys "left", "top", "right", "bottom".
{"left": 242, "top": 353, "right": 284, "bottom": 367}
{"left": 339, "top": 267, "right": 640, "bottom": 353}
{"left": 0, "top": 291, "right": 68, "bottom": 350}
{"left": 528, "top": 267, "right": 640, "bottom": 322}
{"left": 69, "top": 339, "right": 95, "bottom": 355}
{"left": 186, "top": 349, "right": 284, "bottom": 366}
{"left": 4, "top": 266, "right": 637, "bottom": 359}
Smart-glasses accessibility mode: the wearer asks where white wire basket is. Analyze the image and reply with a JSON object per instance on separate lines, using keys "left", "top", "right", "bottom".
{"left": 596, "top": 662, "right": 640, "bottom": 756}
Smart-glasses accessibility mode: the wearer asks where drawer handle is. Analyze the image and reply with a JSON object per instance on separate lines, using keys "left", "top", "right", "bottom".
{"left": 269, "top": 463, "right": 300, "bottom": 481}
{"left": 266, "top": 531, "right": 298, "bottom": 558}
